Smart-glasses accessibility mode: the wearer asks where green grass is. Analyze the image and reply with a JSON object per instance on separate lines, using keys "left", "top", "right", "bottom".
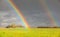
{"left": 0, "top": 28, "right": 60, "bottom": 37}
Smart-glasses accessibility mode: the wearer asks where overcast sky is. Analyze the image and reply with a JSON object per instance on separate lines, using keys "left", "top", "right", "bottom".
{"left": 0, "top": 0, "right": 60, "bottom": 27}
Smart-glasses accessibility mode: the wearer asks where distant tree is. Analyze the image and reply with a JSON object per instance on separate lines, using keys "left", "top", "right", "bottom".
{"left": 37, "top": 26, "right": 57, "bottom": 28}
{"left": 6, "top": 23, "right": 16, "bottom": 28}
{"left": 6, "top": 23, "right": 24, "bottom": 28}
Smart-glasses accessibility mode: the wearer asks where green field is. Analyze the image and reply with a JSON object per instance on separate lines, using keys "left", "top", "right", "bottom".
{"left": 0, "top": 28, "right": 60, "bottom": 37}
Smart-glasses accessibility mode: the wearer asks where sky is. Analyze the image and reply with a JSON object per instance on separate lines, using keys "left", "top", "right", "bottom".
{"left": 0, "top": 0, "right": 60, "bottom": 27}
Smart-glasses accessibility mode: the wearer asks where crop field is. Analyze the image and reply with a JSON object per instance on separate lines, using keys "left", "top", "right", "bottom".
{"left": 0, "top": 28, "right": 60, "bottom": 37}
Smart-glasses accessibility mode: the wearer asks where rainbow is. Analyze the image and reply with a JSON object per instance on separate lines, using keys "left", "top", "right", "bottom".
{"left": 5, "top": 0, "right": 59, "bottom": 28}
{"left": 40, "top": 0, "right": 58, "bottom": 27}
{"left": 6, "top": 0, "right": 30, "bottom": 28}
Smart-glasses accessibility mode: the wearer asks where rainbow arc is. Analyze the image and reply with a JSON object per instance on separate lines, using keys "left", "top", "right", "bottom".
{"left": 6, "top": 0, "right": 30, "bottom": 28}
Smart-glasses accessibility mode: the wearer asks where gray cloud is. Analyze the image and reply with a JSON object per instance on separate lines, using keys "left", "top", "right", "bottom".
{"left": 12, "top": 0, "right": 60, "bottom": 27}
{"left": 0, "top": 11, "right": 22, "bottom": 27}
{"left": 0, "top": 0, "right": 12, "bottom": 11}
{"left": 0, "top": 0, "right": 60, "bottom": 27}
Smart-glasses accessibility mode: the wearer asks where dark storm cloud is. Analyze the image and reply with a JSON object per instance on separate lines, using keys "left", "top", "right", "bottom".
{"left": 0, "top": 0, "right": 60, "bottom": 27}
{"left": 0, "top": 0, "right": 11, "bottom": 11}
{"left": 12, "top": 0, "right": 60, "bottom": 27}
{"left": 12, "top": 0, "right": 52, "bottom": 27}
{"left": 12, "top": 0, "right": 40, "bottom": 11}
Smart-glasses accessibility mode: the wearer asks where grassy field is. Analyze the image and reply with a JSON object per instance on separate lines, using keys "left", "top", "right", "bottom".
{"left": 0, "top": 28, "right": 60, "bottom": 37}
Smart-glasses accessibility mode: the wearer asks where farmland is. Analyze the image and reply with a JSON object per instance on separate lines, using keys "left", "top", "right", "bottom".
{"left": 0, "top": 28, "right": 60, "bottom": 37}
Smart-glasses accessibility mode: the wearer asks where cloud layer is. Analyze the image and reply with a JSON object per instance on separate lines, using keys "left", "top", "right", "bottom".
{"left": 0, "top": 0, "right": 60, "bottom": 27}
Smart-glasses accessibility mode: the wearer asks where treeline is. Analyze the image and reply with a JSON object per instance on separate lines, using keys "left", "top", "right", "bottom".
{"left": 6, "top": 23, "right": 24, "bottom": 28}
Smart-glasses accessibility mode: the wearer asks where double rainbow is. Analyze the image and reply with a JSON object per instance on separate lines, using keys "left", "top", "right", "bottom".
{"left": 6, "top": 0, "right": 30, "bottom": 28}
{"left": 6, "top": 0, "right": 58, "bottom": 28}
